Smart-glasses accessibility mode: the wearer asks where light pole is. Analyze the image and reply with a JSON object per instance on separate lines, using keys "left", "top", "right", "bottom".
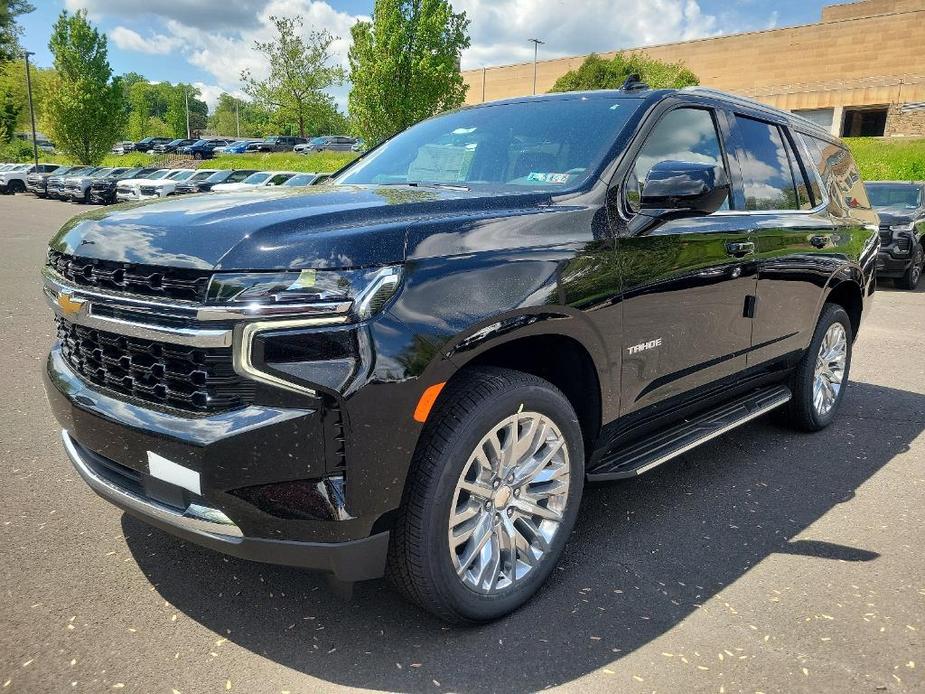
{"left": 528, "top": 38, "right": 545, "bottom": 95}
{"left": 184, "top": 86, "right": 191, "bottom": 139}
{"left": 23, "top": 51, "right": 39, "bottom": 167}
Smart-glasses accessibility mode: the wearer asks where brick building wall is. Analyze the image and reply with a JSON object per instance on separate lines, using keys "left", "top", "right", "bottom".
{"left": 886, "top": 103, "right": 925, "bottom": 136}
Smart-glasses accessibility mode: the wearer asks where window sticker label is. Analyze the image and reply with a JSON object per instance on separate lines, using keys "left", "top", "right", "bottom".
{"left": 527, "top": 172, "right": 570, "bottom": 184}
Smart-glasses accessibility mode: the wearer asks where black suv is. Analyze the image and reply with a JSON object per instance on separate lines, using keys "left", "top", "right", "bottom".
{"left": 42, "top": 87, "right": 878, "bottom": 623}
{"left": 865, "top": 181, "right": 924, "bottom": 289}
{"left": 134, "top": 137, "right": 173, "bottom": 153}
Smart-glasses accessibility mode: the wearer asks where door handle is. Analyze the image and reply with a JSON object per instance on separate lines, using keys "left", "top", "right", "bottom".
{"left": 725, "top": 241, "right": 755, "bottom": 257}
{"left": 810, "top": 235, "right": 831, "bottom": 249}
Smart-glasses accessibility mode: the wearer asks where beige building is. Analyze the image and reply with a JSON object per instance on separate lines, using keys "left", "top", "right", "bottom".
{"left": 461, "top": 0, "right": 925, "bottom": 137}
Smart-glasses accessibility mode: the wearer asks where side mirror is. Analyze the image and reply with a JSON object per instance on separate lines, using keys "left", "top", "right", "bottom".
{"left": 639, "top": 160, "right": 730, "bottom": 217}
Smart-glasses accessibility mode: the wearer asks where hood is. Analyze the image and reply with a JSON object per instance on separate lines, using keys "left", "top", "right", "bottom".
{"left": 49, "top": 184, "right": 550, "bottom": 271}
{"left": 874, "top": 207, "right": 918, "bottom": 226}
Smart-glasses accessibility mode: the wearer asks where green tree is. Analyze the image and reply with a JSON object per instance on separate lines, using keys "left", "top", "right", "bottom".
{"left": 242, "top": 15, "right": 345, "bottom": 138}
{"left": 208, "top": 92, "right": 273, "bottom": 137}
{"left": 45, "top": 10, "right": 125, "bottom": 163}
{"left": 125, "top": 79, "right": 152, "bottom": 140}
{"left": 165, "top": 82, "right": 207, "bottom": 138}
{"left": 550, "top": 52, "right": 699, "bottom": 93}
{"left": 0, "top": 0, "right": 34, "bottom": 64}
{"left": 348, "top": 0, "right": 469, "bottom": 145}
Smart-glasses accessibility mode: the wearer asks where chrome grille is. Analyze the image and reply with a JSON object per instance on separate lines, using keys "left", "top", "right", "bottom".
{"left": 56, "top": 317, "right": 254, "bottom": 413}
{"left": 47, "top": 250, "right": 211, "bottom": 302}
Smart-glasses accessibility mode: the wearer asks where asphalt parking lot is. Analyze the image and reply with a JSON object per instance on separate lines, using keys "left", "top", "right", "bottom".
{"left": 1, "top": 194, "right": 923, "bottom": 694}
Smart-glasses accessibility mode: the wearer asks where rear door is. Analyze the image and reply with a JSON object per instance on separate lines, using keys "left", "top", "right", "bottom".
{"left": 726, "top": 115, "right": 842, "bottom": 367}
{"left": 615, "top": 103, "right": 758, "bottom": 414}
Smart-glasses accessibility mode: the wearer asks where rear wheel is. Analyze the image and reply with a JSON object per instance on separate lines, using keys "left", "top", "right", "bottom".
{"left": 783, "top": 303, "right": 852, "bottom": 431}
{"left": 8, "top": 179, "right": 25, "bottom": 194}
{"left": 897, "top": 244, "right": 923, "bottom": 290}
{"left": 387, "top": 367, "right": 584, "bottom": 623}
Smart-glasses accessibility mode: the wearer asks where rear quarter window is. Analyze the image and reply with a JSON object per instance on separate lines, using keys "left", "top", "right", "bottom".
{"left": 800, "top": 134, "right": 872, "bottom": 213}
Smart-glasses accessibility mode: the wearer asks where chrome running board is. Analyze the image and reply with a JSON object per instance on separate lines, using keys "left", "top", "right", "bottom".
{"left": 587, "top": 385, "right": 792, "bottom": 481}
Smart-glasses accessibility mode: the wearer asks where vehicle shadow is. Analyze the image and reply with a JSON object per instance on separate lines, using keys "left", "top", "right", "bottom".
{"left": 123, "top": 381, "right": 925, "bottom": 693}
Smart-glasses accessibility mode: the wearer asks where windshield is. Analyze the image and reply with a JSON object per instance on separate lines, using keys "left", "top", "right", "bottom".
{"left": 283, "top": 174, "right": 315, "bottom": 186}
{"left": 189, "top": 171, "right": 215, "bottom": 182}
{"left": 336, "top": 96, "right": 642, "bottom": 190}
{"left": 171, "top": 171, "right": 196, "bottom": 181}
{"left": 117, "top": 168, "right": 142, "bottom": 179}
{"left": 264, "top": 137, "right": 279, "bottom": 143}
{"left": 204, "top": 170, "right": 232, "bottom": 183}
{"left": 242, "top": 172, "right": 272, "bottom": 184}
{"left": 865, "top": 183, "right": 922, "bottom": 209}
{"left": 90, "top": 168, "right": 113, "bottom": 178}
{"left": 146, "top": 170, "right": 170, "bottom": 180}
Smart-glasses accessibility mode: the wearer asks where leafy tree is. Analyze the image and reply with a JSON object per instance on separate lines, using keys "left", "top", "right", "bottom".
{"left": 0, "top": 0, "right": 34, "bottom": 64}
{"left": 550, "top": 52, "right": 698, "bottom": 93}
{"left": 348, "top": 0, "right": 470, "bottom": 145}
{"left": 164, "top": 82, "right": 207, "bottom": 138}
{"left": 45, "top": 10, "right": 126, "bottom": 163}
{"left": 242, "top": 15, "right": 345, "bottom": 138}
{"left": 208, "top": 92, "right": 272, "bottom": 137}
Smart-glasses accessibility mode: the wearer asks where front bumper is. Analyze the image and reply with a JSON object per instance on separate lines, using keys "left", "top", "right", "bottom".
{"left": 45, "top": 349, "right": 391, "bottom": 581}
{"left": 61, "top": 429, "right": 389, "bottom": 580}
{"left": 876, "top": 250, "right": 912, "bottom": 278}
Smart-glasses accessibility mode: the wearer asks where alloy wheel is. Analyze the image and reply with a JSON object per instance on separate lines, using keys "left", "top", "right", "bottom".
{"left": 813, "top": 322, "right": 847, "bottom": 416}
{"left": 448, "top": 411, "right": 570, "bottom": 594}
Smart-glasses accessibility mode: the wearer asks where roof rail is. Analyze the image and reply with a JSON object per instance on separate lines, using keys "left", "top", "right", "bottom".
{"left": 681, "top": 86, "right": 832, "bottom": 135}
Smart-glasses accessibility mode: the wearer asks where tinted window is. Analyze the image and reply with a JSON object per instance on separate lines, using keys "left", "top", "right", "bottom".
{"left": 629, "top": 107, "right": 727, "bottom": 212}
{"left": 736, "top": 117, "right": 799, "bottom": 211}
{"left": 337, "top": 97, "right": 642, "bottom": 190}
{"left": 801, "top": 134, "right": 871, "bottom": 211}
{"left": 268, "top": 173, "right": 293, "bottom": 185}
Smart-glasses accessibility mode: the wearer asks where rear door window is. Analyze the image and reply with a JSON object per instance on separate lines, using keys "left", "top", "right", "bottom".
{"left": 735, "top": 116, "right": 799, "bottom": 211}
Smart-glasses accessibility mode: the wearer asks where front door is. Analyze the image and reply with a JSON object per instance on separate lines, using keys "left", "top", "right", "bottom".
{"left": 615, "top": 105, "right": 757, "bottom": 415}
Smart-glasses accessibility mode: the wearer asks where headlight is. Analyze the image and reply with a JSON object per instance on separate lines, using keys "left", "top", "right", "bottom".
{"left": 889, "top": 222, "right": 914, "bottom": 232}
{"left": 208, "top": 265, "right": 402, "bottom": 320}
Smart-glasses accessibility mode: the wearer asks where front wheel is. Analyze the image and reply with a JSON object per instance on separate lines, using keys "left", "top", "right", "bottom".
{"left": 387, "top": 367, "right": 584, "bottom": 623}
{"left": 783, "top": 303, "right": 853, "bottom": 431}
{"left": 897, "top": 244, "right": 923, "bottom": 290}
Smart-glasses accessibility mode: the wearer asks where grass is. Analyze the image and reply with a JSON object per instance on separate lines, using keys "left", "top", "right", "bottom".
{"left": 843, "top": 137, "right": 925, "bottom": 181}
{"left": 39, "top": 150, "right": 359, "bottom": 174}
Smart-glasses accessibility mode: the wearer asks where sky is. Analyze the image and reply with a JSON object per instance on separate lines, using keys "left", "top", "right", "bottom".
{"left": 18, "top": 0, "right": 833, "bottom": 111}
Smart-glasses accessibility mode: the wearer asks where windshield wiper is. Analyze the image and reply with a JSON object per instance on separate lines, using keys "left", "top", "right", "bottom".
{"left": 406, "top": 181, "right": 470, "bottom": 191}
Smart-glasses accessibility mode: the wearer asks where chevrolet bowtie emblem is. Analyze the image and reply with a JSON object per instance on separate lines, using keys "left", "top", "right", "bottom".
{"left": 56, "top": 291, "right": 87, "bottom": 317}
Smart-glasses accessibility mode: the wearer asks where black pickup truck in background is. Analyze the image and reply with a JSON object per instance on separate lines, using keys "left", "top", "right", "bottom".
{"left": 41, "top": 84, "right": 878, "bottom": 623}
{"left": 865, "top": 181, "right": 925, "bottom": 289}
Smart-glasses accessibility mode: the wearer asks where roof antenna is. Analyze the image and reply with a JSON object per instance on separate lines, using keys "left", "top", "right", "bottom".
{"left": 621, "top": 73, "right": 649, "bottom": 91}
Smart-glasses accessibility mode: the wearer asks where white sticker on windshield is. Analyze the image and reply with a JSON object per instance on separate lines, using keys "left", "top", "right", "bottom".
{"left": 527, "top": 172, "right": 570, "bottom": 184}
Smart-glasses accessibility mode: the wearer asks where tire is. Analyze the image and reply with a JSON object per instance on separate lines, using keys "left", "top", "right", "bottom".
{"left": 193, "top": 152, "right": 202, "bottom": 160}
{"left": 897, "top": 244, "right": 923, "bottom": 290}
{"left": 783, "top": 303, "right": 853, "bottom": 432}
{"left": 8, "top": 179, "right": 25, "bottom": 194}
{"left": 387, "top": 367, "right": 584, "bottom": 623}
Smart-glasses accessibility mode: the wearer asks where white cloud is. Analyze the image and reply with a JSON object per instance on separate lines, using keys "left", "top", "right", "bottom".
{"left": 110, "top": 26, "right": 181, "bottom": 54}
{"left": 456, "top": 0, "right": 722, "bottom": 69}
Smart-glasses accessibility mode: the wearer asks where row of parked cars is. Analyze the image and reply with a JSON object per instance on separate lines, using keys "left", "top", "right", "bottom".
{"left": 0, "top": 162, "right": 323, "bottom": 204}
{"left": 112, "top": 135, "right": 363, "bottom": 159}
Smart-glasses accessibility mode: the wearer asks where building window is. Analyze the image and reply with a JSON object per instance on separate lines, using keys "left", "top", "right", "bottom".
{"left": 841, "top": 107, "right": 887, "bottom": 137}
